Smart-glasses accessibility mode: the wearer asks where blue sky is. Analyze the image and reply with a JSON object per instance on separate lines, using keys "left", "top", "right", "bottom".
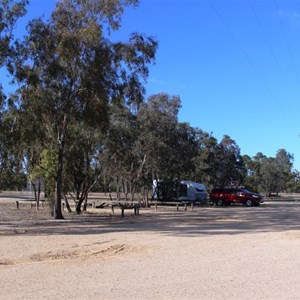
{"left": 4, "top": 0, "right": 300, "bottom": 170}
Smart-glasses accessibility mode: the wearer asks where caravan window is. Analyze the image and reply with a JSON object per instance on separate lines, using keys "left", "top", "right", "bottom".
{"left": 179, "top": 183, "right": 187, "bottom": 197}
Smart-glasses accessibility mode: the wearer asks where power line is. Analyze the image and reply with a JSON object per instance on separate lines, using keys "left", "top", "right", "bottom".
{"left": 273, "top": 0, "right": 300, "bottom": 87}
{"left": 207, "top": 0, "right": 294, "bottom": 125}
{"left": 249, "top": 0, "right": 300, "bottom": 112}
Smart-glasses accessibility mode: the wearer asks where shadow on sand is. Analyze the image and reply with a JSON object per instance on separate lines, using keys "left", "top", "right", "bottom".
{"left": 1, "top": 202, "right": 300, "bottom": 237}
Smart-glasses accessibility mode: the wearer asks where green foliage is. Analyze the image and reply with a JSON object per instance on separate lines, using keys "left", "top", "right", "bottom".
{"left": 242, "top": 149, "right": 294, "bottom": 195}
{"left": 101, "top": 103, "right": 142, "bottom": 199}
{"left": 0, "top": 170, "right": 26, "bottom": 190}
{"left": 37, "top": 148, "right": 57, "bottom": 213}
{"left": 194, "top": 133, "right": 245, "bottom": 189}
{"left": 8, "top": 0, "right": 157, "bottom": 217}
{"left": 64, "top": 123, "right": 104, "bottom": 213}
{"left": 0, "top": 1, "right": 29, "bottom": 191}
{"left": 287, "top": 171, "right": 300, "bottom": 193}
{"left": 39, "top": 149, "right": 57, "bottom": 185}
{"left": 100, "top": 93, "right": 200, "bottom": 199}
{"left": 0, "top": 0, "right": 28, "bottom": 67}
{"left": 137, "top": 93, "right": 183, "bottom": 179}
{"left": 1, "top": 0, "right": 299, "bottom": 207}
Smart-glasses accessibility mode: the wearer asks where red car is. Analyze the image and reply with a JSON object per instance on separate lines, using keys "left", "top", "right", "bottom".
{"left": 209, "top": 187, "right": 264, "bottom": 207}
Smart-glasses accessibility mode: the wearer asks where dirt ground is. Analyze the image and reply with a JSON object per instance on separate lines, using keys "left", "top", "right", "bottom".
{"left": 1, "top": 195, "right": 300, "bottom": 300}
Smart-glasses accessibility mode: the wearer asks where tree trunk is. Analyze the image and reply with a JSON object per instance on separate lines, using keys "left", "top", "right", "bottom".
{"left": 55, "top": 164, "right": 64, "bottom": 219}
{"left": 32, "top": 181, "right": 37, "bottom": 201}
{"left": 31, "top": 180, "right": 41, "bottom": 210}
{"left": 145, "top": 185, "right": 149, "bottom": 207}
{"left": 123, "top": 179, "right": 128, "bottom": 201}
{"left": 83, "top": 195, "right": 88, "bottom": 211}
{"left": 54, "top": 130, "right": 65, "bottom": 219}
{"left": 63, "top": 194, "right": 72, "bottom": 213}
{"left": 116, "top": 176, "right": 120, "bottom": 201}
{"left": 37, "top": 179, "right": 41, "bottom": 210}
{"left": 76, "top": 197, "right": 84, "bottom": 214}
{"left": 104, "top": 175, "right": 107, "bottom": 195}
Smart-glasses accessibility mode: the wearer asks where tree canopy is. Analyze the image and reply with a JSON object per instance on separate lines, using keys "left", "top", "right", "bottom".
{"left": 0, "top": 0, "right": 299, "bottom": 218}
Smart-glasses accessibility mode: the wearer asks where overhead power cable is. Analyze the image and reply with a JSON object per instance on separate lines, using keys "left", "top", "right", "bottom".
{"left": 249, "top": 0, "right": 300, "bottom": 112}
{"left": 273, "top": 0, "right": 300, "bottom": 87}
{"left": 207, "top": 0, "right": 294, "bottom": 125}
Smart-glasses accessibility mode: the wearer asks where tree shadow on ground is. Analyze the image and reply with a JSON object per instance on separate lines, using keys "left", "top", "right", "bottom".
{"left": 1, "top": 202, "right": 300, "bottom": 237}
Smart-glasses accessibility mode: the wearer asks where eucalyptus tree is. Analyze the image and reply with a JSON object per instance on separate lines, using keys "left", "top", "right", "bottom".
{"left": 241, "top": 150, "right": 294, "bottom": 195}
{"left": 34, "top": 148, "right": 57, "bottom": 212}
{"left": 64, "top": 123, "right": 105, "bottom": 213}
{"left": 0, "top": 0, "right": 28, "bottom": 189}
{"left": 101, "top": 103, "right": 143, "bottom": 201}
{"left": 13, "top": 0, "right": 157, "bottom": 218}
{"left": 0, "top": 110, "right": 26, "bottom": 190}
{"left": 0, "top": 90, "right": 28, "bottom": 190}
{"left": 194, "top": 134, "right": 245, "bottom": 189}
{"left": 274, "top": 149, "right": 293, "bottom": 192}
{"left": 288, "top": 170, "right": 300, "bottom": 193}
{"left": 193, "top": 130, "right": 219, "bottom": 189}
{"left": 249, "top": 152, "right": 266, "bottom": 190}
{"left": 258, "top": 149, "right": 294, "bottom": 195}
{"left": 101, "top": 93, "right": 199, "bottom": 201}
{"left": 137, "top": 93, "right": 183, "bottom": 180}
{"left": 173, "top": 122, "right": 199, "bottom": 179}
{"left": 217, "top": 135, "right": 244, "bottom": 186}
{"left": 259, "top": 157, "right": 278, "bottom": 195}
{"left": 0, "top": 0, "right": 28, "bottom": 67}
{"left": 0, "top": 112, "right": 26, "bottom": 189}
{"left": 241, "top": 154, "right": 259, "bottom": 191}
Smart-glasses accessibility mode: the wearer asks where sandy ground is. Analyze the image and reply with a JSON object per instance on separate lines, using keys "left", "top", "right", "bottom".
{"left": 1, "top": 196, "right": 300, "bottom": 300}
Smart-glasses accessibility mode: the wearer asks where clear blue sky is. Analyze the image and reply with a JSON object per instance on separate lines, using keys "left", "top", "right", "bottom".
{"left": 4, "top": 0, "right": 300, "bottom": 170}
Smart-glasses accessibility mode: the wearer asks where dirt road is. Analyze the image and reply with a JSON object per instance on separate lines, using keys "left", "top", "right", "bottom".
{"left": 1, "top": 200, "right": 300, "bottom": 299}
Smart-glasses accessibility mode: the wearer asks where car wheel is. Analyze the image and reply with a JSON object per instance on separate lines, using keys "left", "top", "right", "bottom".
{"left": 216, "top": 199, "right": 223, "bottom": 206}
{"left": 209, "top": 199, "right": 217, "bottom": 207}
{"left": 245, "top": 199, "right": 253, "bottom": 207}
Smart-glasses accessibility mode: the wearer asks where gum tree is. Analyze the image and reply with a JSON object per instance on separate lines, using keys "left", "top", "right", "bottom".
{"left": 0, "top": 0, "right": 28, "bottom": 190}
{"left": 13, "top": 0, "right": 157, "bottom": 218}
{"left": 0, "top": 0, "right": 28, "bottom": 67}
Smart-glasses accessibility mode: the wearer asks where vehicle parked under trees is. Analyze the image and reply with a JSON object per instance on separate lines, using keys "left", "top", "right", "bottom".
{"left": 152, "top": 179, "right": 208, "bottom": 204}
{"left": 209, "top": 187, "right": 264, "bottom": 207}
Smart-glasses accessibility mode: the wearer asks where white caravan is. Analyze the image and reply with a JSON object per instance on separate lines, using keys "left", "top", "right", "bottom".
{"left": 179, "top": 180, "right": 207, "bottom": 202}
{"left": 152, "top": 180, "right": 207, "bottom": 203}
